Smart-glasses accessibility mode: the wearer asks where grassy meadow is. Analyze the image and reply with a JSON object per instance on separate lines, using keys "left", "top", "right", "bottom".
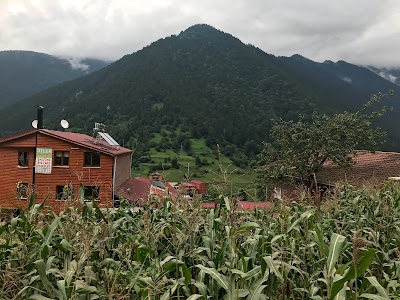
{"left": 132, "top": 132, "right": 256, "bottom": 184}
{"left": 1, "top": 182, "right": 400, "bottom": 299}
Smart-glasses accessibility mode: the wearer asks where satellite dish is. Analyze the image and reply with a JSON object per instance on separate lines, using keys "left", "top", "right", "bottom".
{"left": 60, "top": 119, "right": 69, "bottom": 129}
{"left": 32, "top": 120, "right": 38, "bottom": 129}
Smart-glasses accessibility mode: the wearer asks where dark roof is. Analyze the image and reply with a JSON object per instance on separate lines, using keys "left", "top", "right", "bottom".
{"left": 151, "top": 180, "right": 166, "bottom": 189}
{"left": 0, "top": 129, "right": 132, "bottom": 157}
{"left": 317, "top": 150, "right": 400, "bottom": 186}
{"left": 116, "top": 177, "right": 178, "bottom": 202}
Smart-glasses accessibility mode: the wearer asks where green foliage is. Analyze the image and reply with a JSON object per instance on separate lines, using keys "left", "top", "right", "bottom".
{"left": 256, "top": 91, "right": 394, "bottom": 187}
{"left": 0, "top": 50, "right": 108, "bottom": 108}
{"left": 0, "top": 25, "right": 317, "bottom": 166}
{"left": 1, "top": 183, "right": 400, "bottom": 299}
{"left": 132, "top": 130, "right": 256, "bottom": 183}
{"left": 2, "top": 26, "right": 400, "bottom": 170}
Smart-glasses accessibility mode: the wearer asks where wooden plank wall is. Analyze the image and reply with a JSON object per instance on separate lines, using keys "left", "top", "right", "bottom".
{"left": 0, "top": 132, "right": 115, "bottom": 213}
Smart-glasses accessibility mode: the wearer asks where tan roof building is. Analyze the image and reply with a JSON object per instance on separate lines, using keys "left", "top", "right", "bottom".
{"left": 317, "top": 150, "right": 400, "bottom": 186}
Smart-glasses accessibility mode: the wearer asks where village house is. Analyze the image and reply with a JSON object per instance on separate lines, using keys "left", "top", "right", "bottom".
{"left": 0, "top": 126, "right": 132, "bottom": 213}
{"left": 271, "top": 150, "right": 400, "bottom": 201}
{"left": 174, "top": 180, "right": 208, "bottom": 198}
{"left": 317, "top": 150, "right": 400, "bottom": 187}
{"left": 189, "top": 180, "right": 208, "bottom": 194}
{"left": 175, "top": 182, "right": 197, "bottom": 198}
{"left": 115, "top": 173, "right": 178, "bottom": 204}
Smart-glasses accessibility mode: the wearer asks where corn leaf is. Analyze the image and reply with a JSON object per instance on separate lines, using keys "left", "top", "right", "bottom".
{"left": 330, "top": 248, "right": 376, "bottom": 300}
{"left": 28, "top": 295, "right": 54, "bottom": 300}
{"left": 263, "top": 256, "right": 283, "bottom": 282}
{"left": 364, "top": 276, "right": 389, "bottom": 298}
{"left": 195, "top": 265, "right": 228, "bottom": 291}
{"left": 326, "top": 233, "right": 346, "bottom": 276}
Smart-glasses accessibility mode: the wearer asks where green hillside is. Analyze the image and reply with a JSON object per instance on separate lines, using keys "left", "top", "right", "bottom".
{"left": 0, "top": 24, "right": 399, "bottom": 174}
{"left": 0, "top": 25, "right": 316, "bottom": 168}
{"left": 131, "top": 127, "right": 256, "bottom": 183}
{"left": 0, "top": 50, "right": 109, "bottom": 108}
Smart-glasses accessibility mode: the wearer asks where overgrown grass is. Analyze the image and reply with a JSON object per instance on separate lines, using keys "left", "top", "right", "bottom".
{"left": 1, "top": 183, "right": 400, "bottom": 299}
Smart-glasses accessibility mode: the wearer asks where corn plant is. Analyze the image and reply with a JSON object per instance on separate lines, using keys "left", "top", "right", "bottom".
{"left": 1, "top": 183, "right": 400, "bottom": 299}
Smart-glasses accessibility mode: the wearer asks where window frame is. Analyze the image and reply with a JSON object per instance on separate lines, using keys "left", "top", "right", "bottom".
{"left": 83, "top": 185, "right": 100, "bottom": 202}
{"left": 56, "top": 185, "right": 73, "bottom": 201}
{"left": 54, "top": 151, "right": 70, "bottom": 167}
{"left": 18, "top": 151, "right": 29, "bottom": 167}
{"left": 16, "top": 182, "right": 29, "bottom": 200}
{"left": 83, "top": 152, "right": 100, "bottom": 167}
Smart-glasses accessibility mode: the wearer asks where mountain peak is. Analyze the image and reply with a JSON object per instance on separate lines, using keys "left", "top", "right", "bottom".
{"left": 183, "top": 24, "right": 218, "bottom": 33}
{"left": 180, "top": 24, "right": 222, "bottom": 36}
{"left": 178, "top": 24, "right": 240, "bottom": 43}
{"left": 291, "top": 54, "right": 313, "bottom": 63}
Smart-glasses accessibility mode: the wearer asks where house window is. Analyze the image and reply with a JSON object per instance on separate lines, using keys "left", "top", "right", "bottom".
{"left": 18, "top": 151, "right": 28, "bottom": 167}
{"left": 54, "top": 151, "right": 69, "bottom": 166}
{"left": 84, "top": 186, "right": 100, "bottom": 201}
{"left": 16, "top": 182, "right": 29, "bottom": 200}
{"left": 56, "top": 185, "right": 73, "bottom": 200}
{"left": 84, "top": 152, "right": 100, "bottom": 167}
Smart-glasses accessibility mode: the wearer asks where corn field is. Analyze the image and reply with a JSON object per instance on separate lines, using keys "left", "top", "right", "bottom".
{"left": 1, "top": 183, "right": 400, "bottom": 299}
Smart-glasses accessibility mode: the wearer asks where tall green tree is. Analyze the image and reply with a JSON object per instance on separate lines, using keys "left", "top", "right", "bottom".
{"left": 256, "top": 91, "right": 394, "bottom": 188}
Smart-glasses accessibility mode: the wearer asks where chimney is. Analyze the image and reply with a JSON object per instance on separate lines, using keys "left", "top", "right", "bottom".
{"left": 149, "top": 172, "right": 162, "bottom": 181}
{"left": 37, "top": 106, "right": 44, "bottom": 129}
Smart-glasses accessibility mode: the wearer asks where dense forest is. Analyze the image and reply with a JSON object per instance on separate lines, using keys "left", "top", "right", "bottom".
{"left": 0, "top": 25, "right": 399, "bottom": 170}
{"left": 0, "top": 50, "right": 108, "bottom": 108}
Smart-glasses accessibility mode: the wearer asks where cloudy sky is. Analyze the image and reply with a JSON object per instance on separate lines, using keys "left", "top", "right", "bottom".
{"left": 1, "top": 0, "right": 399, "bottom": 67}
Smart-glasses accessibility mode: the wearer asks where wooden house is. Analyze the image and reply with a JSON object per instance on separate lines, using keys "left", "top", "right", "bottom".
{"left": 270, "top": 150, "right": 400, "bottom": 201}
{"left": 0, "top": 128, "right": 132, "bottom": 213}
{"left": 317, "top": 150, "right": 400, "bottom": 187}
{"left": 115, "top": 173, "right": 178, "bottom": 204}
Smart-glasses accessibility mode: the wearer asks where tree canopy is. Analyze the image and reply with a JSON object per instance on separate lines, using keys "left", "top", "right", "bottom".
{"left": 256, "top": 91, "right": 394, "bottom": 188}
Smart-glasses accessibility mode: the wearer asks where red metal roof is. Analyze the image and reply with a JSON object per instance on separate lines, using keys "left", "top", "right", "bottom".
{"left": 318, "top": 150, "right": 400, "bottom": 186}
{"left": 190, "top": 180, "right": 206, "bottom": 184}
{"left": 116, "top": 177, "right": 178, "bottom": 202}
{"left": 41, "top": 130, "right": 132, "bottom": 156}
{"left": 0, "top": 129, "right": 132, "bottom": 157}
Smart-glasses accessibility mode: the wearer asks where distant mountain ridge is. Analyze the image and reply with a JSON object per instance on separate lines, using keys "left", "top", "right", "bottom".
{"left": 366, "top": 66, "right": 400, "bottom": 86}
{"left": 277, "top": 54, "right": 400, "bottom": 148}
{"left": 0, "top": 50, "right": 109, "bottom": 108}
{"left": 278, "top": 54, "right": 399, "bottom": 109}
{"left": 0, "top": 24, "right": 399, "bottom": 169}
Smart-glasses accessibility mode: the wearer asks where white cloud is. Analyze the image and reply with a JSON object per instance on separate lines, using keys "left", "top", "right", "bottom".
{"left": 63, "top": 57, "right": 89, "bottom": 71}
{"left": 0, "top": 0, "right": 399, "bottom": 67}
{"left": 342, "top": 77, "right": 352, "bottom": 84}
{"left": 378, "top": 71, "right": 397, "bottom": 84}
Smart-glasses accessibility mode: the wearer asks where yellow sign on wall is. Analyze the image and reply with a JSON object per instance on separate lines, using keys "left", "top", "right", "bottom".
{"left": 35, "top": 148, "right": 52, "bottom": 174}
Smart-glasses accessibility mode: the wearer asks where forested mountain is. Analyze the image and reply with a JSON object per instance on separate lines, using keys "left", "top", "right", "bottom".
{"left": 277, "top": 55, "right": 400, "bottom": 148}
{"left": 0, "top": 25, "right": 399, "bottom": 168}
{"left": 278, "top": 55, "right": 399, "bottom": 111}
{"left": 0, "top": 50, "right": 109, "bottom": 108}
